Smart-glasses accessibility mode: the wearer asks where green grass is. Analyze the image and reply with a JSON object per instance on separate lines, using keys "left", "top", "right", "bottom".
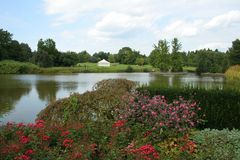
{"left": 40, "top": 63, "right": 159, "bottom": 74}
{"left": 183, "top": 66, "right": 196, "bottom": 72}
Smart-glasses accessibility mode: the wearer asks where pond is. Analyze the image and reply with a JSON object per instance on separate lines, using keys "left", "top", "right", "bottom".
{"left": 0, "top": 72, "right": 231, "bottom": 124}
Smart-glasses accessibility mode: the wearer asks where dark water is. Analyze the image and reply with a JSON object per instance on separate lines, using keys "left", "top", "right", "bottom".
{"left": 0, "top": 73, "right": 228, "bottom": 123}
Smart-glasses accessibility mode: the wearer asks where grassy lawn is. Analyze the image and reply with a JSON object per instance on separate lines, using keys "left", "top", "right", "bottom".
{"left": 40, "top": 63, "right": 159, "bottom": 73}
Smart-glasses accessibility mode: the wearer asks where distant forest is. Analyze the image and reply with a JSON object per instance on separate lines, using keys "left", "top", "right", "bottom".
{"left": 0, "top": 28, "right": 240, "bottom": 73}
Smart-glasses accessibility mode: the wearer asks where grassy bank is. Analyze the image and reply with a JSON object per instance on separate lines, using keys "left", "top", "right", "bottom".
{"left": 0, "top": 60, "right": 159, "bottom": 74}
{"left": 0, "top": 60, "right": 40, "bottom": 74}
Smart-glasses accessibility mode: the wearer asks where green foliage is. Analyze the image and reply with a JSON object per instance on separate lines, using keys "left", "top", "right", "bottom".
{"left": 125, "top": 65, "right": 134, "bottom": 72}
{"left": 0, "top": 60, "right": 40, "bottom": 74}
{"left": 171, "top": 38, "right": 183, "bottom": 72}
{"left": 137, "top": 86, "right": 240, "bottom": 129}
{"left": 192, "top": 49, "right": 229, "bottom": 74}
{"left": 191, "top": 129, "right": 240, "bottom": 160}
{"left": 35, "top": 38, "right": 60, "bottom": 67}
{"left": 228, "top": 38, "right": 240, "bottom": 65}
{"left": 149, "top": 39, "right": 171, "bottom": 71}
{"left": 0, "top": 29, "right": 32, "bottom": 62}
{"left": 225, "top": 65, "right": 240, "bottom": 82}
{"left": 37, "top": 79, "right": 136, "bottom": 125}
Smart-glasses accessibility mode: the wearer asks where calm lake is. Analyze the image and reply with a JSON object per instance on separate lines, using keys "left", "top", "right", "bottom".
{"left": 0, "top": 73, "right": 228, "bottom": 124}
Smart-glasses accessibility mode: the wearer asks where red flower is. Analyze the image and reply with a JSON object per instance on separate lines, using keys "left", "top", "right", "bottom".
{"left": 61, "top": 131, "right": 70, "bottom": 137}
{"left": 17, "top": 123, "right": 25, "bottom": 128}
{"left": 34, "top": 120, "right": 45, "bottom": 128}
{"left": 42, "top": 135, "right": 50, "bottom": 141}
{"left": 25, "top": 149, "right": 34, "bottom": 155}
{"left": 19, "top": 136, "right": 30, "bottom": 144}
{"left": 112, "top": 120, "right": 125, "bottom": 128}
{"left": 16, "top": 131, "right": 24, "bottom": 136}
{"left": 14, "top": 155, "right": 30, "bottom": 160}
{"left": 63, "top": 139, "right": 73, "bottom": 148}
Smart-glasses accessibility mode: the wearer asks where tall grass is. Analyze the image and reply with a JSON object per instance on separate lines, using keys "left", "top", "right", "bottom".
{"left": 225, "top": 65, "right": 240, "bottom": 81}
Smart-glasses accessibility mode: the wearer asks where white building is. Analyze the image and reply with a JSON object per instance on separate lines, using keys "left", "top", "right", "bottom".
{"left": 97, "top": 59, "right": 110, "bottom": 67}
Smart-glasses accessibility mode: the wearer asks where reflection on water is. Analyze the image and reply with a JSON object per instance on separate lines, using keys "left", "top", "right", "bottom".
{"left": 36, "top": 81, "right": 59, "bottom": 102}
{"left": 0, "top": 73, "right": 237, "bottom": 123}
{"left": 0, "top": 75, "right": 31, "bottom": 117}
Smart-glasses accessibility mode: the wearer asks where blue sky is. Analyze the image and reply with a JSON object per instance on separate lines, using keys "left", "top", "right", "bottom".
{"left": 1, "top": 0, "right": 240, "bottom": 55}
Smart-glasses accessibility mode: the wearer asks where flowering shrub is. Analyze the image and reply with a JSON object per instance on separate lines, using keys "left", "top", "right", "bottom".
{"left": 0, "top": 120, "right": 94, "bottom": 160}
{"left": 117, "top": 92, "right": 203, "bottom": 137}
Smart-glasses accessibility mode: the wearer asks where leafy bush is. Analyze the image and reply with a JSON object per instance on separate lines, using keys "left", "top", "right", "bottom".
{"left": 137, "top": 86, "right": 240, "bottom": 129}
{"left": 125, "top": 65, "right": 134, "bottom": 72}
{"left": 37, "top": 79, "right": 136, "bottom": 125}
{"left": 191, "top": 129, "right": 240, "bottom": 160}
{"left": 225, "top": 65, "right": 240, "bottom": 81}
{"left": 0, "top": 60, "right": 40, "bottom": 74}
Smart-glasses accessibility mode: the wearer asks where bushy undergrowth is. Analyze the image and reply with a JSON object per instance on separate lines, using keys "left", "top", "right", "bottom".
{"left": 191, "top": 129, "right": 240, "bottom": 160}
{"left": 138, "top": 86, "right": 240, "bottom": 129}
{"left": 225, "top": 65, "right": 240, "bottom": 82}
{"left": 0, "top": 60, "right": 40, "bottom": 74}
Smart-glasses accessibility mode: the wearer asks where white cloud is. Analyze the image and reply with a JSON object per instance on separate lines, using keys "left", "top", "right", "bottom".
{"left": 88, "top": 11, "right": 156, "bottom": 39}
{"left": 205, "top": 10, "right": 240, "bottom": 29}
{"left": 42, "top": 0, "right": 240, "bottom": 54}
{"left": 160, "top": 20, "right": 203, "bottom": 38}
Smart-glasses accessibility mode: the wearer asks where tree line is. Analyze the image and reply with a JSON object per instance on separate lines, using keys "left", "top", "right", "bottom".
{"left": 0, "top": 28, "right": 240, "bottom": 73}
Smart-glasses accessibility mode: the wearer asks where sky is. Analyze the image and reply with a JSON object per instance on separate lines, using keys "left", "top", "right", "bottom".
{"left": 0, "top": 0, "right": 240, "bottom": 55}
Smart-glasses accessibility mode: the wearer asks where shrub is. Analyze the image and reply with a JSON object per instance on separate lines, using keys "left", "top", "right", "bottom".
{"left": 191, "top": 129, "right": 240, "bottom": 160}
{"left": 125, "top": 65, "right": 134, "bottom": 72}
{"left": 0, "top": 60, "right": 40, "bottom": 74}
{"left": 225, "top": 65, "right": 240, "bottom": 82}
{"left": 116, "top": 92, "right": 203, "bottom": 141}
{"left": 37, "top": 79, "right": 136, "bottom": 125}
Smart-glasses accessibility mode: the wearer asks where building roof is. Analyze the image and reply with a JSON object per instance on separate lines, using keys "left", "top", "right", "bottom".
{"left": 98, "top": 59, "right": 110, "bottom": 64}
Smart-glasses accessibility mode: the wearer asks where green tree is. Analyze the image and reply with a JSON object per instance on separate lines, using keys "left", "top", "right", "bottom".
{"left": 149, "top": 39, "right": 171, "bottom": 71}
{"left": 108, "top": 54, "right": 116, "bottom": 63}
{"left": 60, "top": 51, "right": 79, "bottom": 66}
{"left": 171, "top": 38, "right": 183, "bottom": 72}
{"left": 228, "top": 39, "right": 240, "bottom": 65}
{"left": 0, "top": 29, "right": 12, "bottom": 60}
{"left": 117, "top": 47, "right": 139, "bottom": 64}
{"left": 36, "top": 38, "right": 60, "bottom": 67}
{"left": 78, "top": 51, "right": 91, "bottom": 63}
{"left": 135, "top": 57, "right": 145, "bottom": 66}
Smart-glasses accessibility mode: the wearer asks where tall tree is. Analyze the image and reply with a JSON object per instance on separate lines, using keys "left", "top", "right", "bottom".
{"left": 78, "top": 51, "right": 90, "bottom": 63}
{"left": 117, "top": 47, "right": 138, "bottom": 64}
{"left": 0, "top": 29, "right": 13, "bottom": 60}
{"left": 36, "top": 38, "right": 60, "bottom": 67}
{"left": 228, "top": 39, "right": 240, "bottom": 65}
{"left": 149, "top": 39, "right": 171, "bottom": 71}
{"left": 171, "top": 38, "right": 183, "bottom": 72}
